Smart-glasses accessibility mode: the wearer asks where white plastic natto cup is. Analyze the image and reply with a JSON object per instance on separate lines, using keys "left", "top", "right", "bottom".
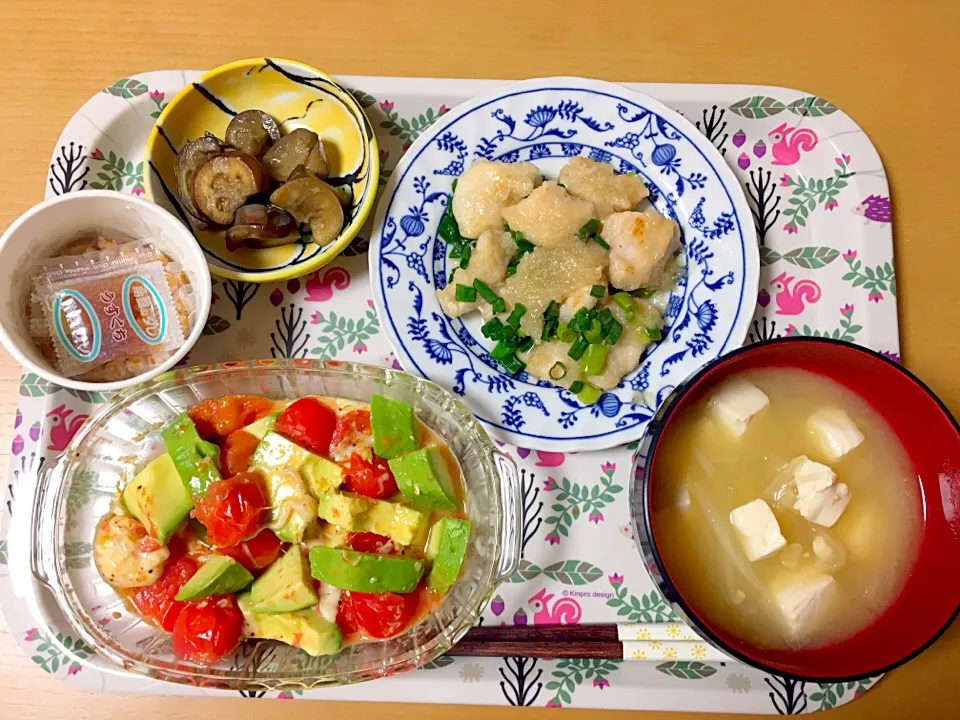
{"left": 0, "top": 190, "right": 212, "bottom": 391}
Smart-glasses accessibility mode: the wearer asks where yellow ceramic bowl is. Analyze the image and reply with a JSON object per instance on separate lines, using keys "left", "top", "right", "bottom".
{"left": 144, "top": 58, "right": 379, "bottom": 283}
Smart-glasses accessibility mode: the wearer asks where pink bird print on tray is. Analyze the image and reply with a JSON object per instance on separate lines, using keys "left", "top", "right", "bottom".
{"left": 771, "top": 271, "right": 822, "bottom": 315}
{"left": 769, "top": 123, "right": 818, "bottom": 166}
{"left": 304, "top": 266, "right": 351, "bottom": 302}
{"left": 46, "top": 404, "right": 89, "bottom": 451}
{"left": 528, "top": 588, "right": 582, "bottom": 626}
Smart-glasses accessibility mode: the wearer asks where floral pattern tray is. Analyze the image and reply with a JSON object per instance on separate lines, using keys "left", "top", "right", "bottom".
{"left": 0, "top": 71, "right": 895, "bottom": 713}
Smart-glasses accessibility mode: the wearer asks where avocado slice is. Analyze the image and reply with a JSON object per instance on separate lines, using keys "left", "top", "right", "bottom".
{"left": 309, "top": 546, "right": 424, "bottom": 593}
{"left": 301, "top": 455, "right": 344, "bottom": 498}
{"left": 242, "top": 412, "right": 279, "bottom": 441}
{"left": 161, "top": 413, "right": 222, "bottom": 495}
{"left": 251, "top": 431, "right": 320, "bottom": 543}
{"left": 248, "top": 544, "right": 318, "bottom": 613}
{"left": 387, "top": 446, "right": 459, "bottom": 511}
{"left": 316, "top": 491, "right": 427, "bottom": 546}
{"left": 175, "top": 555, "right": 254, "bottom": 601}
{"left": 238, "top": 593, "right": 342, "bottom": 657}
{"left": 121, "top": 453, "right": 193, "bottom": 546}
{"left": 425, "top": 517, "right": 471, "bottom": 593}
{"left": 370, "top": 395, "right": 421, "bottom": 459}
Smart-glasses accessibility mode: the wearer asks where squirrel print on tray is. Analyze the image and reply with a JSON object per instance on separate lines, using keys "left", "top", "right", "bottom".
{"left": 769, "top": 123, "right": 818, "bottom": 166}
{"left": 46, "top": 404, "right": 89, "bottom": 452}
{"left": 529, "top": 588, "right": 582, "bottom": 626}
{"left": 771, "top": 272, "right": 821, "bottom": 315}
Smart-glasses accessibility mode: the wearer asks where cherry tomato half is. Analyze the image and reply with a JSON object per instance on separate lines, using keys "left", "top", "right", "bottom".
{"left": 171, "top": 595, "right": 243, "bottom": 665}
{"left": 216, "top": 529, "right": 284, "bottom": 572}
{"left": 341, "top": 452, "right": 398, "bottom": 499}
{"left": 275, "top": 397, "right": 338, "bottom": 456}
{"left": 188, "top": 395, "right": 273, "bottom": 440}
{"left": 221, "top": 429, "right": 261, "bottom": 477}
{"left": 330, "top": 408, "right": 372, "bottom": 450}
{"left": 347, "top": 532, "right": 394, "bottom": 554}
{"left": 130, "top": 556, "right": 197, "bottom": 632}
{"left": 192, "top": 473, "right": 267, "bottom": 548}
{"left": 337, "top": 588, "right": 419, "bottom": 639}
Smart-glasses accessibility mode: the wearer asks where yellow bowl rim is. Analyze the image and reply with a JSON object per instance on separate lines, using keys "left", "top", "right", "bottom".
{"left": 143, "top": 57, "right": 380, "bottom": 283}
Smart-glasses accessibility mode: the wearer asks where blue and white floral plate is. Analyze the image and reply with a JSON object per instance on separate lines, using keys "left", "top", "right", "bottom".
{"left": 369, "top": 77, "right": 759, "bottom": 450}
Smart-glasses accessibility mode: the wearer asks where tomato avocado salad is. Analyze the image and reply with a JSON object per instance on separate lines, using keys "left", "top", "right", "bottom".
{"left": 93, "top": 393, "right": 471, "bottom": 665}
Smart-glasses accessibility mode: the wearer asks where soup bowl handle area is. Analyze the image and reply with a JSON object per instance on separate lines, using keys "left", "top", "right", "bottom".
{"left": 492, "top": 451, "right": 523, "bottom": 584}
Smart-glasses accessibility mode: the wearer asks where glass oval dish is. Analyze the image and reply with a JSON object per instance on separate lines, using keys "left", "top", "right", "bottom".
{"left": 28, "top": 359, "right": 522, "bottom": 691}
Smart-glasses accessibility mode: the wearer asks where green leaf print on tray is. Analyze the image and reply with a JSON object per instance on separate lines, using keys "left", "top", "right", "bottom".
{"left": 103, "top": 78, "right": 149, "bottom": 99}
{"left": 378, "top": 101, "right": 449, "bottom": 143}
{"left": 728, "top": 96, "right": 786, "bottom": 119}
{"left": 310, "top": 305, "right": 380, "bottom": 359}
{"left": 544, "top": 658, "right": 619, "bottom": 707}
{"left": 542, "top": 462, "right": 622, "bottom": 543}
{"left": 785, "top": 304, "right": 862, "bottom": 343}
{"left": 760, "top": 246, "right": 839, "bottom": 269}
{"left": 64, "top": 386, "right": 112, "bottom": 404}
{"left": 20, "top": 372, "right": 54, "bottom": 398}
{"left": 655, "top": 661, "right": 717, "bottom": 680}
{"left": 421, "top": 655, "right": 456, "bottom": 670}
{"left": 786, "top": 96, "right": 839, "bottom": 117}
{"left": 809, "top": 679, "right": 875, "bottom": 710}
{"left": 506, "top": 559, "right": 603, "bottom": 586}
{"left": 88, "top": 149, "right": 144, "bottom": 193}
{"left": 0, "top": 539, "right": 7, "bottom": 566}
{"left": 781, "top": 155, "right": 856, "bottom": 233}
{"left": 607, "top": 575, "right": 677, "bottom": 623}
{"left": 842, "top": 250, "right": 896, "bottom": 301}
{"left": 24, "top": 627, "right": 93, "bottom": 675}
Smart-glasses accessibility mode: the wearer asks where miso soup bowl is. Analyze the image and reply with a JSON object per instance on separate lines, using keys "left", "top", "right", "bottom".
{"left": 26, "top": 359, "right": 521, "bottom": 691}
{"left": 631, "top": 337, "right": 960, "bottom": 682}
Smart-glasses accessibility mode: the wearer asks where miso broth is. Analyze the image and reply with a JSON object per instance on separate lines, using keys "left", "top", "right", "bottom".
{"left": 652, "top": 368, "right": 921, "bottom": 650}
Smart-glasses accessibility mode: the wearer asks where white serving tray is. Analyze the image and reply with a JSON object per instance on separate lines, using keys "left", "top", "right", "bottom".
{"left": 0, "top": 72, "right": 894, "bottom": 713}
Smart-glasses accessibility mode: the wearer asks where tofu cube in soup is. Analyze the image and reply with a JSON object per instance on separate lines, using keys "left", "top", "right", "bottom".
{"left": 806, "top": 408, "right": 864, "bottom": 461}
{"left": 500, "top": 181, "right": 595, "bottom": 249}
{"left": 602, "top": 209, "right": 680, "bottom": 291}
{"left": 795, "top": 475, "right": 851, "bottom": 529}
{"left": 771, "top": 571, "right": 837, "bottom": 639}
{"left": 452, "top": 159, "right": 539, "bottom": 239}
{"left": 708, "top": 379, "right": 770, "bottom": 438}
{"left": 729, "top": 499, "right": 787, "bottom": 561}
{"left": 557, "top": 157, "right": 649, "bottom": 218}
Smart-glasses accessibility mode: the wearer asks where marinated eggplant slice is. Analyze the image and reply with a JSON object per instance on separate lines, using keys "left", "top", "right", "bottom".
{"left": 286, "top": 163, "right": 311, "bottom": 182}
{"left": 270, "top": 176, "right": 344, "bottom": 247}
{"left": 225, "top": 205, "right": 299, "bottom": 251}
{"left": 193, "top": 152, "right": 267, "bottom": 226}
{"left": 225, "top": 110, "right": 281, "bottom": 157}
{"left": 262, "top": 128, "right": 329, "bottom": 182}
{"left": 175, "top": 133, "right": 227, "bottom": 229}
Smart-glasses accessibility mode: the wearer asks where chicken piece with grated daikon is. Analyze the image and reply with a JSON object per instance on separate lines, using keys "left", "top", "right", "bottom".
{"left": 501, "top": 181, "right": 595, "bottom": 249}
{"left": 602, "top": 209, "right": 680, "bottom": 291}
{"left": 436, "top": 229, "right": 516, "bottom": 317}
{"left": 557, "top": 157, "right": 649, "bottom": 218}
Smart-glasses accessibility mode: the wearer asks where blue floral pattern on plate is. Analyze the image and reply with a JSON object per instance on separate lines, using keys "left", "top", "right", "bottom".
{"left": 369, "top": 77, "right": 758, "bottom": 451}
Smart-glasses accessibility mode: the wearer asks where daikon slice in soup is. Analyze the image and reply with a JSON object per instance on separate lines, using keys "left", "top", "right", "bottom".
{"left": 652, "top": 367, "right": 921, "bottom": 650}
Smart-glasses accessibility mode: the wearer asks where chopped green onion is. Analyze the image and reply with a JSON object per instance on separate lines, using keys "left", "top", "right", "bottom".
{"left": 481, "top": 318, "right": 505, "bottom": 339}
{"left": 584, "top": 319, "right": 604, "bottom": 344}
{"left": 448, "top": 268, "right": 457, "bottom": 283}
{"left": 460, "top": 244, "right": 472, "bottom": 268}
{"left": 606, "top": 319, "right": 624, "bottom": 344}
{"left": 592, "top": 235, "right": 610, "bottom": 250}
{"left": 577, "top": 383, "right": 603, "bottom": 405}
{"left": 557, "top": 322, "right": 577, "bottom": 343}
{"left": 491, "top": 341, "right": 514, "bottom": 360}
{"left": 637, "top": 326, "right": 663, "bottom": 343}
{"left": 568, "top": 335, "right": 589, "bottom": 361}
{"left": 632, "top": 287, "right": 654, "bottom": 299}
{"left": 540, "top": 300, "right": 560, "bottom": 340}
{"left": 612, "top": 292, "right": 636, "bottom": 312}
{"left": 455, "top": 284, "right": 477, "bottom": 303}
{"left": 472, "top": 279, "right": 498, "bottom": 304}
{"left": 569, "top": 380, "right": 586, "bottom": 394}
{"left": 506, "top": 304, "right": 527, "bottom": 328}
{"left": 506, "top": 236, "right": 535, "bottom": 276}
{"left": 568, "top": 308, "right": 593, "bottom": 332}
{"left": 590, "top": 284, "right": 606, "bottom": 298}
{"left": 549, "top": 361, "right": 567, "bottom": 380}
{"left": 576, "top": 218, "right": 601, "bottom": 241}
{"left": 492, "top": 297, "right": 507, "bottom": 315}
{"left": 500, "top": 353, "right": 525, "bottom": 376}
{"left": 517, "top": 336, "right": 535, "bottom": 353}
{"left": 579, "top": 343, "right": 608, "bottom": 376}
{"left": 648, "top": 327, "right": 663, "bottom": 341}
